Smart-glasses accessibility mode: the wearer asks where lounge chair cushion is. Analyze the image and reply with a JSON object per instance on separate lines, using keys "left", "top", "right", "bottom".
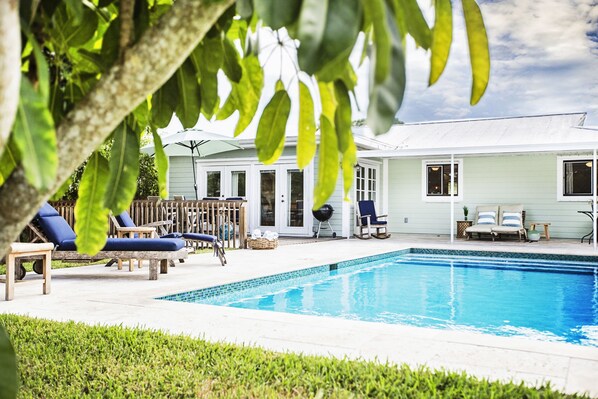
{"left": 464, "top": 225, "right": 494, "bottom": 234}
{"left": 35, "top": 204, "right": 76, "bottom": 246}
{"left": 491, "top": 226, "right": 523, "bottom": 234}
{"left": 115, "top": 212, "right": 136, "bottom": 228}
{"left": 58, "top": 238, "right": 185, "bottom": 252}
{"left": 477, "top": 211, "right": 496, "bottom": 225}
{"left": 161, "top": 232, "right": 183, "bottom": 239}
{"left": 501, "top": 212, "right": 522, "bottom": 227}
{"left": 182, "top": 233, "right": 218, "bottom": 243}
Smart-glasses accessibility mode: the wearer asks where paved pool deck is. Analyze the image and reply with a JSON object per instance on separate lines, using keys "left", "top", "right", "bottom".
{"left": 1, "top": 235, "right": 598, "bottom": 397}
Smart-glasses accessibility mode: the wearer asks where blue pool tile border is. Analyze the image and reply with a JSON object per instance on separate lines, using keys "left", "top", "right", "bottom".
{"left": 156, "top": 248, "right": 598, "bottom": 304}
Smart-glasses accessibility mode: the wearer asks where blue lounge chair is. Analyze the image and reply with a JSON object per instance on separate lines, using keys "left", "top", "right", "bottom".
{"left": 355, "top": 200, "right": 390, "bottom": 239}
{"left": 33, "top": 203, "right": 188, "bottom": 280}
{"left": 113, "top": 211, "right": 226, "bottom": 266}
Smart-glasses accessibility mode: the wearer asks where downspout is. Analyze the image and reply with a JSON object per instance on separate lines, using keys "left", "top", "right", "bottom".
{"left": 594, "top": 149, "right": 597, "bottom": 250}
{"left": 450, "top": 154, "right": 455, "bottom": 244}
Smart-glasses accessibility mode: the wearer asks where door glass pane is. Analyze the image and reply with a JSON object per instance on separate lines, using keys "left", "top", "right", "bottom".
{"left": 231, "top": 171, "right": 246, "bottom": 197}
{"left": 206, "top": 171, "right": 221, "bottom": 197}
{"left": 287, "top": 169, "right": 304, "bottom": 227}
{"left": 260, "top": 170, "right": 276, "bottom": 226}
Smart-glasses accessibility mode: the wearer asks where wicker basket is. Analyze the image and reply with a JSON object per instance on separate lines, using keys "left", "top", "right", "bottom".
{"left": 247, "top": 237, "right": 278, "bottom": 250}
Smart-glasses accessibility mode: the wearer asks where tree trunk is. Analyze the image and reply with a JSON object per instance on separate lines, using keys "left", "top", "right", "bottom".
{"left": 0, "top": 0, "right": 235, "bottom": 260}
{"left": 0, "top": 0, "right": 21, "bottom": 152}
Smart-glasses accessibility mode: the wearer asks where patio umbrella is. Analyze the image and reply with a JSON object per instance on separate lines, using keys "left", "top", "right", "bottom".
{"left": 141, "top": 129, "right": 243, "bottom": 199}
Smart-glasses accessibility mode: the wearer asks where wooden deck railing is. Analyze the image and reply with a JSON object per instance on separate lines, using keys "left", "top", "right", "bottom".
{"left": 49, "top": 199, "right": 248, "bottom": 249}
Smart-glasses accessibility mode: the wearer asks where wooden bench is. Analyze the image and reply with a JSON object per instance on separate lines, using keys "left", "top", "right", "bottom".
{"left": 528, "top": 222, "right": 551, "bottom": 240}
{"left": 5, "top": 243, "right": 53, "bottom": 301}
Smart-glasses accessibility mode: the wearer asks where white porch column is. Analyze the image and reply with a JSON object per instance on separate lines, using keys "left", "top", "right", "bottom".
{"left": 450, "top": 154, "right": 455, "bottom": 244}
{"left": 382, "top": 159, "right": 389, "bottom": 216}
{"left": 594, "top": 149, "right": 597, "bottom": 250}
{"left": 341, "top": 197, "right": 351, "bottom": 238}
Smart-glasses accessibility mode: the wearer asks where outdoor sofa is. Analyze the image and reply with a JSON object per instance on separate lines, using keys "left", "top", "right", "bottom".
{"left": 32, "top": 203, "right": 188, "bottom": 280}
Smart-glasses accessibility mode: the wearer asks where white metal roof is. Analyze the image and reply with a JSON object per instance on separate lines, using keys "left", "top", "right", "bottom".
{"left": 357, "top": 113, "right": 598, "bottom": 158}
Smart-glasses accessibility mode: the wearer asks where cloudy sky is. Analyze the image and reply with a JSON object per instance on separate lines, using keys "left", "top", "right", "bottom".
{"left": 368, "top": 0, "right": 598, "bottom": 125}
{"left": 166, "top": 0, "right": 598, "bottom": 139}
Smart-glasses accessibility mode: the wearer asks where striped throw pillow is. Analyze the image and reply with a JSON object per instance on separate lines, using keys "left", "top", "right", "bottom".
{"left": 502, "top": 212, "right": 522, "bottom": 227}
{"left": 477, "top": 211, "right": 496, "bottom": 225}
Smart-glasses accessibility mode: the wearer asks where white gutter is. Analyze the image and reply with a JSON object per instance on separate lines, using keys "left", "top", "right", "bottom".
{"left": 358, "top": 141, "right": 598, "bottom": 158}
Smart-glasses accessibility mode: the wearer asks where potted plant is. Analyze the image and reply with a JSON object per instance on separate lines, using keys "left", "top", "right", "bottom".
{"left": 463, "top": 206, "right": 469, "bottom": 221}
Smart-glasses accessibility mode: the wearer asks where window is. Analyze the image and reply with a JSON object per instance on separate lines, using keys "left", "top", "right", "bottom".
{"left": 206, "top": 171, "right": 221, "bottom": 197}
{"left": 557, "top": 157, "right": 597, "bottom": 200}
{"left": 355, "top": 164, "right": 377, "bottom": 202}
{"left": 422, "top": 160, "right": 463, "bottom": 202}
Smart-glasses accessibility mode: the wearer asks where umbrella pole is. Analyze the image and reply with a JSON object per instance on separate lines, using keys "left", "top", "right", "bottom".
{"left": 191, "top": 152, "right": 198, "bottom": 200}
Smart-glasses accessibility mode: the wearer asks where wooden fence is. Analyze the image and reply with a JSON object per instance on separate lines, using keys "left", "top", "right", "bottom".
{"left": 49, "top": 199, "right": 248, "bottom": 249}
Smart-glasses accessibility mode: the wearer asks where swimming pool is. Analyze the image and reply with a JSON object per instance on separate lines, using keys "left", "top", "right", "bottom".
{"left": 159, "top": 250, "right": 598, "bottom": 346}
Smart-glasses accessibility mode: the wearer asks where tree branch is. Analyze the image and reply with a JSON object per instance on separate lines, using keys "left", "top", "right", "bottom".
{"left": 0, "top": 0, "right": 235, "bottom": 259}
{"left": 119, "top": 0, "right": 135, "bottom": 62}
{"left": 0, "top": 0, "right": 21, "bottom": 152}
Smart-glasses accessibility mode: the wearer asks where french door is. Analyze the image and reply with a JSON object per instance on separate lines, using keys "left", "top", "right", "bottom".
{"left": 257, "top": 164, "right": 310, "bottom": 235}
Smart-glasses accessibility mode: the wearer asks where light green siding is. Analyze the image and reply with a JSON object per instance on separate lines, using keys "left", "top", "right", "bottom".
{"left": 387, "top": 153, "right": 592, "bottom": 239}
{"left": 168, "top": 156, "right": 196, "bottom": 199}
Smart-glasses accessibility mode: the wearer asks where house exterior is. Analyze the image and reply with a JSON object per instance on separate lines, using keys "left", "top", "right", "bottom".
{"left": 165, "top": 112, "right": 598, "bottom": 240}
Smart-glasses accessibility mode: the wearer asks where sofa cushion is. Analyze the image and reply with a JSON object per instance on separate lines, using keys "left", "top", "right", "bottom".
{"left": 58, "top": 238, "right": 185, "bottom": 252}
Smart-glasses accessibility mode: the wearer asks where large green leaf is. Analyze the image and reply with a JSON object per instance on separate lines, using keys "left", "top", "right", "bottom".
{"left": 64, "top": 0, "right": 84, "bottom": 25}
{"left": 399, "top": 0, "right": 432, "bottom": 49}
{"left": 462, "top": 0, "right": 490, "bottom": 105}
{"left": 175, "top": 59, "right": 202, "bottom": 128}
{"left": 299, "top": 0, "right": 361, "bottom": 80}
{"left": 103, "top": 123, "right": 140, "bottom": 214}
{"left": 297, "top": 0, "right": 329, "bottom": 74}
{"left": 12, "top": 77, "right": 57, "bottom": 190}
{"left": 341, "top": 146, "right": 356, "bottom": 198}
{"left": 237, "top": 0, "right": 253, "bottom": 20}
{"left": 100, "top": 17, "right": 120, "bottom": 68}
{"left": 75, "top": 152, "right": 110, "bottom": 255}
{"left": 151, "top": 129, "right": 169, "bottom": 199}
{"left": 0, "top": 325, "right": 18, "bottom": 399}
{"left": 191, "top": 42, "right": 220, "bottom": 120}
{"left": 429, "top": 0, "right": 453, "bottom": 85}
{"left": 362, "top": 0, "right": 391, "bottom": 84}
{"left": 313, "top": 116, "right": 339, "bottom": 210}
{"left": 0, "top": 140, "right": 20, "bottom": 187}
{"left": 367, "top": 8, "right": 406, "bottom": 135}
{"left": 216, "top": 94, "right": 237, "bottom": 121}
{"left": 232, "top": 55, "right": 264, "bottom": 136}
{"left": 333, "top": 81, "right": 352, "bottom": 154}
{"left": 297, "top": 81, "right": 316, "bottom": 170}
{"left": 255, "top": 90, "right": 291, "bottom": 164}
{"left": 318, "top": 80, "right": 337, "bottom": 126}
{"left": 254, "top": 0, "right": 301, "bottom": 29}
{"left": 151, "top": 74, "right": 178, "bottom": 128}
{"left": 26, "top": 33, "right": 50, "bottom": 100}
{"left": 199, "top": 70, "right": 219, "bottom": 120}
{"left": 50, "top": 3, "right": 98, "bottom": 50}
{"left": 221, "top": 37, "right": 243, "bottom": 83}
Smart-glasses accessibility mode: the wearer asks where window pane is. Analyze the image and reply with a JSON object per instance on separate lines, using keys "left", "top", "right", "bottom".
{"left": 206, "top": 171, "right": 221, "bottom": 197}
{"left": 427, "top": 166, "right": 442, "bottom": 195}
{"left": 564, "top": 161, "right": 593, "bottom": 196}
{"left": 443, "top": 164, "right": 458, "bottom": 196}
{"left": 231, "top": 171, "right": 246, "bottom": 197}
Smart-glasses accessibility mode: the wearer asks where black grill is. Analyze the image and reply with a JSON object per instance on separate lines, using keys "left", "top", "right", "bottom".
{"left": 312, "top": 204, "right": 334, "bottom": 222}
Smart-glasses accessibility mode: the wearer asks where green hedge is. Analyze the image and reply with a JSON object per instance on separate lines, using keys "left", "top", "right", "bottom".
{"left": 0, "top": 315, "right": 586, "bottom": 398}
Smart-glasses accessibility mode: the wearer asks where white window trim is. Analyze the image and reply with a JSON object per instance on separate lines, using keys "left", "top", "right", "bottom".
{"left": 421, "top": 159, "right": 463, "bottom": 202}
{"left": 556, "top": 155, "right": 594, "bottom": 202}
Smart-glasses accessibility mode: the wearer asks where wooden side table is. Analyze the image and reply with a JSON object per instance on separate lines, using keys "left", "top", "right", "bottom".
{"left": 5, "top": 242, "right": 54, "bottom": 301}
{"left": 115, "top": 226, "right": 157, "bottom": 271}
{"left": 457, "top": 220, "right": 473, "bottom": 239}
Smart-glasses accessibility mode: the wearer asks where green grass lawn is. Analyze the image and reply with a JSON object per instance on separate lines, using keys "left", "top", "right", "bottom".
{"left": 0, "top": 315, "right": 586, "bottom": 398}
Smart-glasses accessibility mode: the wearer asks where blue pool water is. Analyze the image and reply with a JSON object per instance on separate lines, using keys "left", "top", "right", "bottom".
{"left": 162, "top": 252, "right": 598, "bottom": 346}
